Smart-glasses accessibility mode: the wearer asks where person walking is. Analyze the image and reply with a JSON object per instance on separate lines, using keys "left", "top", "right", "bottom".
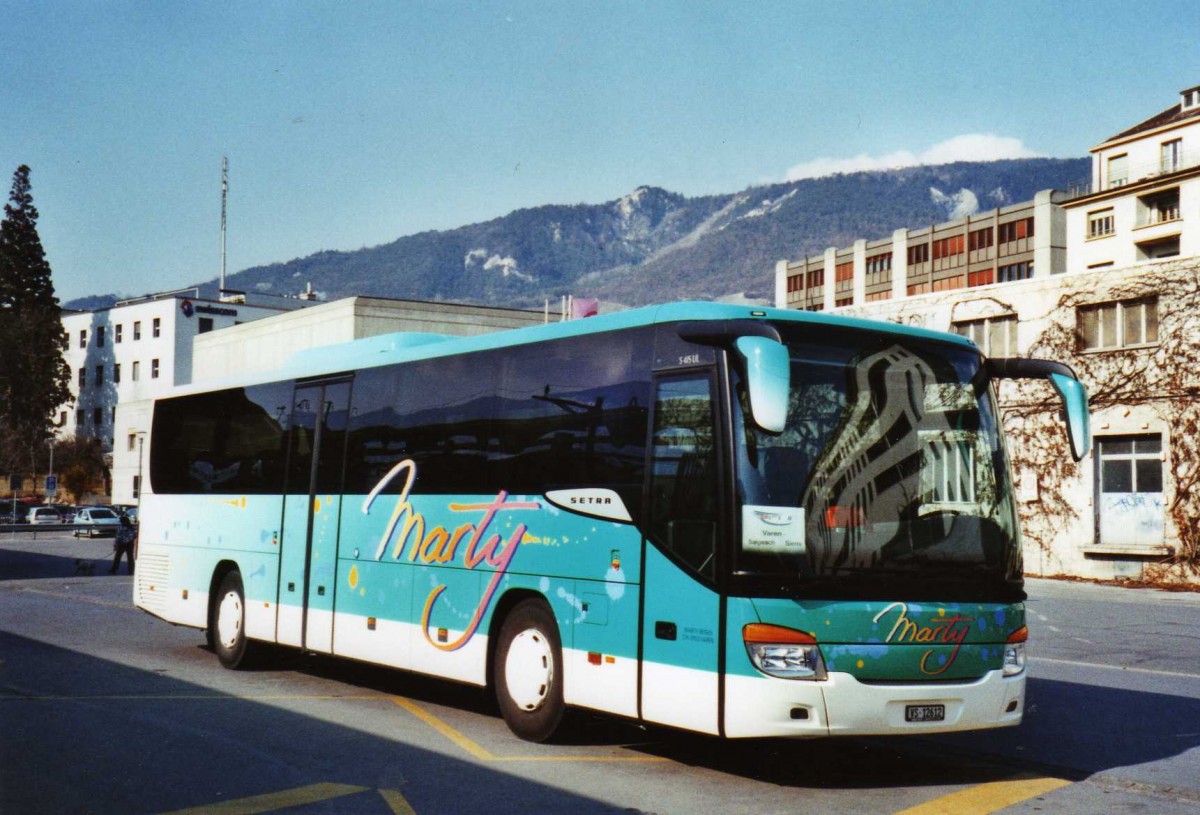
{"left": 112, "top": 512, "right": 136, "bottom": 575}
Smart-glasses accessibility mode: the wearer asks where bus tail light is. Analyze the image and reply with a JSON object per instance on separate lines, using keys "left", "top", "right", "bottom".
{"left": 1003, "top": 625, "right": 1028, "bottom": 676}
{"left": 743, "top": 624, "right": 827, "bottom": 680}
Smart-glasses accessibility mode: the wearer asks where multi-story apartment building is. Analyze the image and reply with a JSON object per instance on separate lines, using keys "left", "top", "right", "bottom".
{"left": 1065, "top": 84, "right": 1200, "bottom": 271}
{"left": 773, "top": 84, "right": 1200, "bottom": 584}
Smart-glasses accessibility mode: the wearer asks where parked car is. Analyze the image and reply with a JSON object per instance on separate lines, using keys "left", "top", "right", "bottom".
{"left": 0, "top": 504, "right": 34, "bottom": 524}
{"left": 27, "top": 506, "right": 63, "bottom": 525}
{"left": 73, "top": 506, "right": 121, "bottom": 537}
{"left": 52, "top": 504, "right": 77, "bottom": 523}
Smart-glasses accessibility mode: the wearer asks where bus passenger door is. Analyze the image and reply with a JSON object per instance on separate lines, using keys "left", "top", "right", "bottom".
{"left": 640, "top": 374, "right": 724, "bottom": 735}
{"left": 278, "top": 379, "right": 351, "bottom": 653}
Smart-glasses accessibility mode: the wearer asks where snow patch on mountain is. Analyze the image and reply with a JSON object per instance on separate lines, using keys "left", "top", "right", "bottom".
{"left": 741, "top": 189, "right": 798, "bottom": 219}
{"left": 465, "top": 248, "right": 535, "bottom": 282}
{"left": 930, "top": 187, "right": 979, "bottom": 219}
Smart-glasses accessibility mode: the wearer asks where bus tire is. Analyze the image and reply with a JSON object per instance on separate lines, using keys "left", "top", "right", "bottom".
{"left": 494, "top": 599, "right": 565, "bottom": 743}
{"left": 212, "top": 570, "right": 250, "bottom": 669}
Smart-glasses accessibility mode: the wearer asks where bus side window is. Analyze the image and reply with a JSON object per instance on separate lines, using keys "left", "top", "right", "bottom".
{"left": 648, "top": 376, "right": 718, "bottom": 579}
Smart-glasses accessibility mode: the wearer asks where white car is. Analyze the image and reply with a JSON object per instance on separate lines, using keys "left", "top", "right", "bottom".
{"left": 73, "top": 507, "right": 121, "bottom": 537}
{"left": 27, "top": 506, "right": 63, "bottom": 525}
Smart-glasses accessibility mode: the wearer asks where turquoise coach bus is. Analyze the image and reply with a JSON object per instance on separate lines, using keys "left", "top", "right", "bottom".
{"left": 135, "top": 302, "right": 1089, "bottom": 742}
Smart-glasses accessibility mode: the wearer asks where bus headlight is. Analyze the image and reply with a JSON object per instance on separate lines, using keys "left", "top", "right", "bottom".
{"left": 1003, "top": 625, "right": 1028, "bottom": 677}
{"left": 743, "top": 624, "right": 827, "bottom": 680}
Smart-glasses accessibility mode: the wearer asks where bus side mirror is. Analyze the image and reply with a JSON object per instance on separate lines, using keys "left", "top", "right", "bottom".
{"left": 735, "top": 336, "right": 790, "bottom": 434}
{"left": 986, "top": 358, "right": 1091, "bottom": 462}
{"left": 1048, "top": 372, "right": 1091, "bottom": 463}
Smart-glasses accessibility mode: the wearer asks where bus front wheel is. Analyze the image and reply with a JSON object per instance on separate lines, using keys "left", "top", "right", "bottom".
{"left": 213, "top": 571, "right": 250, "bottom": 669}
{"left": 494, "top": 599, "right": 565, "bottom": 742}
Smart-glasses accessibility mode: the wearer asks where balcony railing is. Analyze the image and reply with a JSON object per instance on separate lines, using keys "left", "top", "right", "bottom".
{"left": 1066, "top": 149, "right": 1200, "bottom": 200}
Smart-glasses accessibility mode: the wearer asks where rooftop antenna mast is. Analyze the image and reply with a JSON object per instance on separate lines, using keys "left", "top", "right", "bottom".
{"left": 219, "top": 156, "right": 228, "bottom": 294}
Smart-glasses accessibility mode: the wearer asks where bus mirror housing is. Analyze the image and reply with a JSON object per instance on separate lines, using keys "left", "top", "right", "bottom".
{"left": 676, "top": 319, "right": 790, "bottom": 434}
{"left": 1048, "top": 372, "right": 1091, "bottom": 462}
{"left": 735, "top": 336, "right": 790, "bottom": 434}
{"left": 986, "top": 358, "right": 1091, "bottom": 462}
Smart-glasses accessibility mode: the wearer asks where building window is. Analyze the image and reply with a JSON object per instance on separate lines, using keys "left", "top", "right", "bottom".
{"left": 1137, "top": 188, "right": 1180, "bottom": 226}
{"left": 95, "top": 365, "right": 104, "bottom": 386}
{"left": 132, "top": 361, "right": 140, "bottom": 382}
{"left": 1136, "top": 235, "right": 1181, "bottom": 260}
{"left": 96, "top": 326, "right": 105, "bottom": 347}
{"left": 128, "top": 432, "right": 137, "bottom": 451}
{"left": 134, "top": 321, "right": 142, "bottom": 341}
{"left": 968, "top": 227, "right": 994, "bottom": 252}
{"left": 1088, "top": 209, "right": 1115, "bottom": 239}
{"left": 1107, "top": 154, "right": 1128, "bottom": 188}
{"left": 115, "top": 324, "right": 123, "bottom": 343}
{"left": 835, "top": 261, "right": 853, "bottom": 282}
{"left": 77, "top": 408, "right": 85, "bottom": 427}
{"left": 952, "top": 315, "right": 1018, "bottom": 357}
{"left": 151, "top": 358, "right": 160, "bottom": 379}
{"left": 114, "top": 363, "right": 121, "bottom": 384}
{"left": 1078, "top": 297, "right": 1159, "bottom": 350}
{"left": 132, "top": 475, "right": 141, "bottom": 500}
{"left": 835, "top": 296, "right": 853, "bottom": 308}
{"left": 1161, "top": 139, "right": 1183, "bottom": 174}
{"left": 866, "top": 252, "right": 892, "bottom": 275}
{"left": 998, "top": 218, "right": 1034, "bottom": 243}
{"left": 93, "top": 407, "right": 103, "bottom": 426}
{"left": 198, "top": 317, "right": 214, "bottom": 333}
{"left": 79, "top": 329, "right": 87, "bottom": 349}
{"left": 998, "top": 261, "right": 1034, "bottom": 282}
{"left": 78, "top": 368, "right": 86, "bottom": 387}
{"left": 933, "top": 235, "right": 964, "bottom": 260}
{"left": 153, "top": 318, "right": 161, "bottom": 338}
{"left": 907, "top": 243, "right": 930, "bottom": 265}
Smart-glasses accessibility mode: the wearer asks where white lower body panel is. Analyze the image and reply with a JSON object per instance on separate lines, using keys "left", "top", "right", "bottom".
{"left": 725, "top": 669, "right": 1025, "bottom": 738}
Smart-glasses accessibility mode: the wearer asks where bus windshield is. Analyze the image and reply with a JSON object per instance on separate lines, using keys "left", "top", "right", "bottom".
{"left": 733, "top": 325, "right": 1021, "bottom": 601}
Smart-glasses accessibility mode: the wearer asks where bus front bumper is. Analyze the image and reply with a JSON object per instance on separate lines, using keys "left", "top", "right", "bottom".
{"left": 723, "top": 669, "right": 1025, "bottom": 738}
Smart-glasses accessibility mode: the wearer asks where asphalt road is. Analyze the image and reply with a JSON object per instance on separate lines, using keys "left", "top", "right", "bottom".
{"left": 1, "top": 532, "right": 1198, "bottom": 814}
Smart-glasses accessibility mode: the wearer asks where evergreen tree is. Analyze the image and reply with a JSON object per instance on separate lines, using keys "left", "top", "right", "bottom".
{"left": 0, "top": 165, "right": 71, "bottom": 469}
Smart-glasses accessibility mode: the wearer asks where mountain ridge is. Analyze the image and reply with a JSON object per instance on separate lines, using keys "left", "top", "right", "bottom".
{"left": 66, "top": 157, "right": 1089, "bottom": 311}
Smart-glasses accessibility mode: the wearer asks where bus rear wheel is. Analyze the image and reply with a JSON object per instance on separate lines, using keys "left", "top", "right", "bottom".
{"left": 494, "top": 599, "right": 565, "bottom": 742}
{"left": 213, "top": 571, "right": 250, "bottom": 669}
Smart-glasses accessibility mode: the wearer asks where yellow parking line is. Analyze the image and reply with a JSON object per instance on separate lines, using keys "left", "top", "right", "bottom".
{"left": 378, "top": 788, "right": 419, "bottom": 815}
{"left": 893, "top": 773, "right": 1072, "bottom": 815}
{"left": 390, "top": 696, "right": 667, "bottom": 763}
{"left": 392, "top": 696, "right": 497, "bottom": 760}
{"left": 159, "top": 782, "right": 368, "bottom": 815}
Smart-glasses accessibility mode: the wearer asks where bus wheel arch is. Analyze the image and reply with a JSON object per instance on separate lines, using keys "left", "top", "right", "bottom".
{"left": 209, "top": 563, "right": 251, "bottom": 669}
{"left": 492, "top": 594, "right": 566, "bottom": 743}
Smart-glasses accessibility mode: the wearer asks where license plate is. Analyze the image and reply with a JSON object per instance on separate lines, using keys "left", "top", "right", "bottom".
{"left": 905, "top": 704, "right": 946, "bottom": 723}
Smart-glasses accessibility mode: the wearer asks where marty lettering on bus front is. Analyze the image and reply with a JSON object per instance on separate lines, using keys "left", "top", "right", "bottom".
{"left": 741, "top": 505, "right": 805, "bottom": 553}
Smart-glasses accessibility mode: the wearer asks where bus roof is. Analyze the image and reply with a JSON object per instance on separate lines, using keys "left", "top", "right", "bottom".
{"left": 169, "top": 301, "right": 977, "bottom": 397}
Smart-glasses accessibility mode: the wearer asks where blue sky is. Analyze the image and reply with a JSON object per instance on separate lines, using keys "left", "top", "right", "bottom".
{"left": 3, "top": 1, "right": 1198, "bottom": 302}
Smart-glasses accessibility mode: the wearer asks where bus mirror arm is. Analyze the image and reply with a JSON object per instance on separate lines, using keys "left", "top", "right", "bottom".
{"left": 986, "top": 358, "right": 1091, "bottom": 462}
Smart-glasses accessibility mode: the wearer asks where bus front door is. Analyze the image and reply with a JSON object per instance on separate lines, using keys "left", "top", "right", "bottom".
{"left": 640, "top": 374, "right": 723, "bottom": 735}
{"left": 277, "top": 379, "right": 351, "bottom": 653}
